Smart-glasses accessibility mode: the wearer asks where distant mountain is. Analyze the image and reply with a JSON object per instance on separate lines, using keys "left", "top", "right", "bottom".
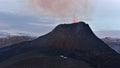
{"left": 0, "top": 32, "right": 36, "bottom": 48}
{"left": 0, "top": 22, "right": 120, "bottom": 68}
{"left": 0, "top": 35, "right": 35, "bottom": 48}
{"left": 102, "top": 37, "right": 120, "bottom": 53}
{"left": 0, "top": 32, "right": 10, "bottom": 38}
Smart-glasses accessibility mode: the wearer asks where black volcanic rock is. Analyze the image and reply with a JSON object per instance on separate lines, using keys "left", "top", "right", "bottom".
{"left": 0, "top": 22, "right": 120, "bottom": 68}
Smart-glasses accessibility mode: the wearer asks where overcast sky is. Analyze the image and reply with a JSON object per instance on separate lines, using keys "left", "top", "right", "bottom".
{"left": 0, "top": 0, "right": 120, "bottom": 37}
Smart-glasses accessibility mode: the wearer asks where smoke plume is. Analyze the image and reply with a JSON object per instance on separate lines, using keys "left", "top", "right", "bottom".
{"left": 27, "top": 0, "right": 91, "bottom": 21}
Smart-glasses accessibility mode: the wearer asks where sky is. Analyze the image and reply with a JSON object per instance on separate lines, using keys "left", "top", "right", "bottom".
{"left": 0, "top": 0, "right": 120, "bottom": 37}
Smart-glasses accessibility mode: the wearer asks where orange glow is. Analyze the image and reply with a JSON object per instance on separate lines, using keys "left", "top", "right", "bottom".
{"left": 73, "top": 15, "right": 78, "bottom": 23}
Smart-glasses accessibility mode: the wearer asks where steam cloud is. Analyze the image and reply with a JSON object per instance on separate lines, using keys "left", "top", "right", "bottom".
{"left": 27, "top": 0, "right": 91, "bottom": 21}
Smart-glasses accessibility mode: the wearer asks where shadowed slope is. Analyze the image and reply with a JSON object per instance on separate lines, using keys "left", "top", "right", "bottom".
{"left": 5, "top": 56, "right": 92, "bottom": 68}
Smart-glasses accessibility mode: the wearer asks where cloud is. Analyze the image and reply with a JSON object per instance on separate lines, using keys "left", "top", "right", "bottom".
{"left": 28, "top": 23, "right": 57, "bottom": 27}
{"left": 0, "top": 12, "right": 58, "bottom": 36}
{"left": 0, "top": 29, "right": 48, "bottom": 36}
{"left": 93, "top": 0, "right": 120, "bottom": 18}
{"left": 0, "top": 22, "right": 10, "bottom": 29}
{"left": 0, "top": 12, "right": 39, "bottom": 24}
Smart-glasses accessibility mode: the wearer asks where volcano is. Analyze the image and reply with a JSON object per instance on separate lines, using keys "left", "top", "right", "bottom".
{"left": 0, "top": 22, "right": 120, "bottom": 68}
